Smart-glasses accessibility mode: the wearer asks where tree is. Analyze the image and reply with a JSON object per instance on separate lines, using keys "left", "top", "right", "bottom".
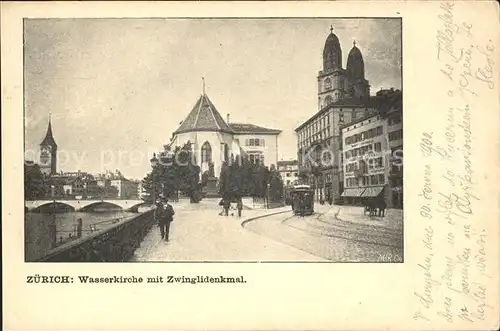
{"left": 25, "top": 163, "right": 47, "bottom": 200}
{"left": 141, "top": 142, "right": 205, "bottom": 204}
{"left": 268, "top": 166, "right": 284, "bottom": 202}
{"left": 140, "top": 170, "right": 162, "bottom": 204}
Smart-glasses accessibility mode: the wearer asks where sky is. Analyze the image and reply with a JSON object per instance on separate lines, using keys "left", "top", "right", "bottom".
{"left": 24, "top": 18, "right": 401, "bottom": 180}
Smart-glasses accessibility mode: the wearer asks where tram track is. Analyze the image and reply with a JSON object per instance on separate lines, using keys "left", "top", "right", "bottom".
{"left": 283, "top": 207, "right": 402, "bottom": 249}
{"left": 244, "top": 205, "right": 402, "bottom": 259}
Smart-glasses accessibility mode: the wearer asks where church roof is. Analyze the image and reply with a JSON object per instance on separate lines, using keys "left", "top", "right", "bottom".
{"left": 40, "top": 118, "right": 57, "bottom": 148}
{"left": 174, "top": 94, "right": 233, "bottom": 134}
{"left": 346, "top": 43, "right": 365, "bottom": 80}
{"left": 322, "top": 26, "right": 343, "bottom": 71}
{"left": 323, "top": 31, "right": 341, "bottom": 52}
{"left": 229, "top": 123, "right": 281, "bottom": 135}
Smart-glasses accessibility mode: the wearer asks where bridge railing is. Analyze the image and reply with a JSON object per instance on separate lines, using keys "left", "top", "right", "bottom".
{"left": 34, "top": 210, "right": 155, "bottom": 262}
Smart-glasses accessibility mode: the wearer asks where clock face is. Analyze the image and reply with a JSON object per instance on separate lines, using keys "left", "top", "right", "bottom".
{"left": 40, "top": 153, "right": 50, "bottom": 165}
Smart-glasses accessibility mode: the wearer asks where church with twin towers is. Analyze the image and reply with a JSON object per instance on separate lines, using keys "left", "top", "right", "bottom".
{"left": 317, "top": 25, "right": 370, "bottom": 110}
{"left": 296, "top": 24, "right": 402, "bottom": 205}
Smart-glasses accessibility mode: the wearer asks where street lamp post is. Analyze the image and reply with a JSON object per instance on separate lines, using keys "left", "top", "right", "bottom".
{"left": 267, "top": 183, "right": 271, "bottom": 209}
{"left": 150, "top": 153, "right": 159, "bottom": 206}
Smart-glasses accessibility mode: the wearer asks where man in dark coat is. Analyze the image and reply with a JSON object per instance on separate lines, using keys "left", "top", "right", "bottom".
{"left": 155, "top": 196, "right": 175, "bottom": 241}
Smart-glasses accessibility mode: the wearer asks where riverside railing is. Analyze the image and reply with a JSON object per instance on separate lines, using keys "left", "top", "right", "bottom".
{"left": 35, "top": 210, "right": 155, "bottom": 262}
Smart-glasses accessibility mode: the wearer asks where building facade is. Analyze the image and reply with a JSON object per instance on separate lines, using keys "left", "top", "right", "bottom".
{"left": 110, "top": 179, "right": 139, "bottom": 199}
{"left": 386, "top": 101, "right": 403, "bottom": 209}
{"left": 230, "top": 123, "right": 280, "bottom": 167}
{"left": 169, "top": 93, "right": 281, "bottom": 179}
{"left": 340, "top": 90, "right": 402, "bottom": 208}
{"left": 277, "top": 160, "right": 299, "bottom": 187}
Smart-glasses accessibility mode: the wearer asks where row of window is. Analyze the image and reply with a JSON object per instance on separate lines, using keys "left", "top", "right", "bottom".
{"left": 285, "top": 172, "right": 298, "bottom": 177}
{"left": 345, "top": 157, "right": 384, "bottom": 173}
{"left": 299, "top": 129, "right": 330, "bottom": 148}
{"left": 245, "top": 138, "right": 265, "bottom": 147}
{"left": 298, "top": 108, "right": 376, "bottom": 147}
{"left": 389, "top": 129, "right": 403, "bottom": 141}
{"left": 248, "top": 153, "right": 265, "bottom": 165}
{"left": 298, "top": 114, "right": 331, "bottom": 143}
{"left": 345, "top": 142, "right": 382, "bottom": 159}
{"left": 345, "top": 174, "right": 385, "bottom": 188}
{"left": 344, "top": 126, "right": 383, "bottom": 145}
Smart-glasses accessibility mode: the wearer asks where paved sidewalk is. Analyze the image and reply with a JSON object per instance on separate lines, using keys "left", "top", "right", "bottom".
{"left": 131, "top": 200, "right": 323, "bottom": 261}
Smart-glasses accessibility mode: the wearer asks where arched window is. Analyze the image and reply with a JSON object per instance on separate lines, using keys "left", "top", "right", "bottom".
{"left": 201, "top": 142, "right": 212, "bottom": 163}
{"left": 324, "top": 95, "right": 333, "bottom": 106}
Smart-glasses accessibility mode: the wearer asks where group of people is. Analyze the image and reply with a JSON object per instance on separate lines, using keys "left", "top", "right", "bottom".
{"left": 218, "top": 197, "right": 243, "bottom": 217}
{"left": 364, "top": 198, "right": 387, "bottom": 217}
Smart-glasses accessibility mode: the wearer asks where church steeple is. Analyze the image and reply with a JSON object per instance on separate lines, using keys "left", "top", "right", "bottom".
{"left": 40, "top": 114, "right": 57, "bottom": 148}
{"left": 347, "top": 41, "right": 365, "bottom": 80}
{"left": 39, "top": 114, "right": 58, "bottom": 175}
{"left": 323, "top": 25, "right": 342, "bottom": 71}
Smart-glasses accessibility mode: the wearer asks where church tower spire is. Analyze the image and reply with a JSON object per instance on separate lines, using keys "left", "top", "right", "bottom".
{"left": 318, "top": 26, "right": 348, "bottom": 110}
{"left": 346, "top": 41, "right": 370, "bottom": 98}
{"left": 39, "top": 114, "right": 58, "bottom": 175}
{"left": 322, "top": 25, "right": 342, "bottom": 71}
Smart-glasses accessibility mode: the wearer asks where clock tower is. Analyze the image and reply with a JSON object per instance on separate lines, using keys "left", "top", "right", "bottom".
{"left": 39, "top": 115, "right": 58, "bottom": 176}
{"left": 317, "top": 26, "right": 349, "bottom": 111}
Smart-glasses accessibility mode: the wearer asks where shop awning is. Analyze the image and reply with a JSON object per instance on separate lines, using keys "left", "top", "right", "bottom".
{"left": 341, "top": 188, "right": 366, "bottom": 197}
{"left": 361, "top": 186, "right": 385, "bottom": 197}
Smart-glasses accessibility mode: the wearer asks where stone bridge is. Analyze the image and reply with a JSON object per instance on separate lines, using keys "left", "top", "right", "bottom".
{"left": 25, "top": 199, "right": 147, "bottom": 212}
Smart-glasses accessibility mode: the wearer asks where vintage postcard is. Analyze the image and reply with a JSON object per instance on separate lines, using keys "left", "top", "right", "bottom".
{"left": 2, "top": 1, "right": 499, "bottom": 330}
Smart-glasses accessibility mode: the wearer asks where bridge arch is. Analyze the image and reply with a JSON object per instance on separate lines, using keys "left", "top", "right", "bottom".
{"left": 32, "top": 202, "right": 76, "bottom": 213}
{"left": 78, "top": 201, "right": 124, "bottom": 212}
{"left": 127, "top": 202, "right": 149, "bottom": 213}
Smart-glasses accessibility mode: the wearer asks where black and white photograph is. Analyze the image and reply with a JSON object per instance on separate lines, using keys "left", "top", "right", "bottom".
{"left": 24, "top": 18, "right": 403, "bottom": 263}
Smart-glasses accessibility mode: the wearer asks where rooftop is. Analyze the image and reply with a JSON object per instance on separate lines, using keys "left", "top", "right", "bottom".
{"left": 295, "top": 89, "right": 402, "bottom": 132}
{"left": 174, "top": 94, "right": 233, "bottom": 135}
{"left": 230, "top": 123, "right": 281, "bottom": 134}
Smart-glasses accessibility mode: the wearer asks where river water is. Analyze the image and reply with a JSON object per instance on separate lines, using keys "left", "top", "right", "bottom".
{"left": 25, "top": 210, "right": 137, "bottom": 261}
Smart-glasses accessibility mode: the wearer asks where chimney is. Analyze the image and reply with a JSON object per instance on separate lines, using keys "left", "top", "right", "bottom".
{"left": 226, "top": 114, "right": 230, "bottom": 123}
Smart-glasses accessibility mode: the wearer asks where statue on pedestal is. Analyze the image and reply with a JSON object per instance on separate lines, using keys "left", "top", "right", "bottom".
{"left": 208, "top": 161, "right": 215, "bottom": 178}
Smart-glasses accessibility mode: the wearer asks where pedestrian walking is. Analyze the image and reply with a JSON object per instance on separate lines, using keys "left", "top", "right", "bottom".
{"left": 237, "top": 198, "right": 243, "bottom": 217}
{"left": 155, "top": 195, "right": 175, "bottom": 242}
{"left": 223, "top": 199, "right": 231, "bottom": 216}
{"left": 218, "top": 198, "right": 225, "bottom": 216}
